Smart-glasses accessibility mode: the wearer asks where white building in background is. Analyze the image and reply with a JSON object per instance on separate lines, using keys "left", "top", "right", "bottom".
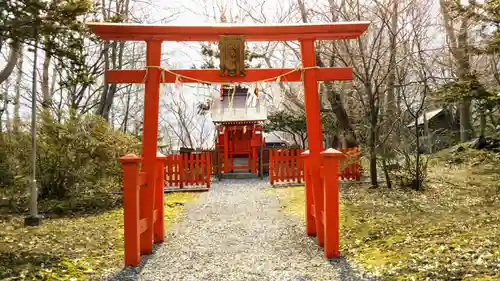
{"left": 209, "top": 85, "right": 268, "bottom": 123}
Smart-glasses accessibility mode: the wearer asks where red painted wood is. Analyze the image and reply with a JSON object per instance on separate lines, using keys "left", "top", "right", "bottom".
{"left": 104, "top": 68, "right": 353, "bottom": 84}
{"left": 154, "top": 154, "right": 166, "bottom": 243}
{"left": 197, "top": 153, "right": 201, "bottom": 185}
{"left": 301, "top": 39, "right": 325, "bottom": 247}
{"left": 207, "top": 152, "right": 211, "bottom": 189}
{"left": 191, "top": 154, "right": 195, "bottom": 185}
{"left": 301, "top": 151, "right": 315, "bottom": 236}
{"left": 201, "top": 153, "right": 206, "bottom": 186}
{"left": 224, "top": 128, "right": 229, "bottom": 174}
{"left": 166, "top": 155, "right": 172, "bottom": 187}
{"left": 120, "top": 154, "right": 141, "bottom": 266}
{"left": 269, "top": 150, "right": 274, "bottom": 185}
{"left": 174, "top": 154, "right": 180, "bottom": 186}
{"left": 87, "top": 22, "right": 370, "bottom": 42}
{"left": 285, "top": 149, "right": 290, "bottom": 182}
{"left": 181, "top": 154, "right": 187, "bottom": 188}
{"left": 268, "top": 148, "right": 304, "bottom": 184}
{"left": 321, "top": 149, "right": 344, "bottom": 258}
{"left": 338, "top": 147, "right": 362, "bottom": 180}
{"left": 162, "top": 153, "right": 212, "bottom": 189}
{"left": 198, "top": 154, "right": 201, "bottom": 185}
{"left": 140, "top": 40, "right": 162, "bottom": 255}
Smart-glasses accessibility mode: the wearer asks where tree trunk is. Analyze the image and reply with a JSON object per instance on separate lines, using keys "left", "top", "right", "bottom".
{"left": 369, "top": 123, "right": 378, "bottom": 188}
{"left": 326, "top": 84, "right": 358, "bottom": 147}
{"left": 4, "top": 82, "right": 10, "bottom": 132}
{"left": 459, "top": 100, "right": 474, "bottom": 141}
{"left": 297, "top": 0, "right": 358, "bottom": 147}
{"left": 123, "top": 86, "right": 132, "bottom": 132}
{"left": 0, "top": 78, "right": 9, "bottom": 133}
{"left": 13, "top": 49, "right": 23, "bottom": 134}
{"left": 41, "top": 46, "right": 52, "bottom": 119}
{"left": 381, "top": 157, "right": 392, "bottom": 189}
{"left": 97, "top": 40, "right": 113, "bottom": 121}
{"left": 414, "top": 116, "right": 421, "bottom": 191}
{"left": 440, "top": 0, "right": 474, "bottom": 142}
{"left": 0, "top": 41, "right": 21, "bottom": 85}
{"left": 300, "top": 135, "right": 307, "bottom": 149}
{"left": 369, "top": 100, "right": 378, "bottom": 188}
{"left": 385, "top": 0, "right": 398, "bottom": 144}
{"left": 321, "top": 81, "right": 358, "bottom": 148}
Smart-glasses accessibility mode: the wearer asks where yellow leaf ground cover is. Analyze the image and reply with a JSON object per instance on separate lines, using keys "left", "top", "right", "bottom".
{"left": 0, "top": 192, "right": 199, "bottom": 280}
{"left": 271, "top": 147, "right": 500, "bottom": 281}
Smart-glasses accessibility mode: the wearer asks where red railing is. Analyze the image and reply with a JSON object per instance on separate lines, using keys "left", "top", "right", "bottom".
{"left": 165, "top": 152, "right": 211, "bottom": 189}
{"left": 119, "top": 153, "right": 167, "bottom": 266}
{"left": 302, "top": 149, "right": 344, "bottom": 259}
{"left": 269, "top": 148, "right": 304, "bottom": 185}
{"left": 269, "top": 147, "right": 363, "bottom": 185}
{"left": 338, "top": 147, "right": 362, "bottom": 180}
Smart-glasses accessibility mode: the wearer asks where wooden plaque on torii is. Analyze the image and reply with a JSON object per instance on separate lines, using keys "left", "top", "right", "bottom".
{"left": 219, "top": 35, "right": 246, "bottom": 77}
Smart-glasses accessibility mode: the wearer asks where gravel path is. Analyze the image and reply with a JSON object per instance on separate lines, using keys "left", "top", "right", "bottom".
{"left": 111, "top": 179, "right": 368, "bottom": 281}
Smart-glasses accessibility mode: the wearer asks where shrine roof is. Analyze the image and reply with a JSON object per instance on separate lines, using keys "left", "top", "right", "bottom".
{"left": 86, "top": 22, "right": 370, "bottom": 42}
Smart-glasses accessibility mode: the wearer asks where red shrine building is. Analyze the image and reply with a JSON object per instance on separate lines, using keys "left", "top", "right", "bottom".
{"left": 211, "top": 84, "right": 267, "bottom": 175}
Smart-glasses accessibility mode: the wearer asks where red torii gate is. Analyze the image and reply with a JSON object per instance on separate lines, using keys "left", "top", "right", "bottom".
{"left": 87, "top": 22, "right": 369, "bottom": 266}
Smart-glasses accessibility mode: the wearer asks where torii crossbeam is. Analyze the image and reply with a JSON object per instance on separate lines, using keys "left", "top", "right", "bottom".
{"left": 87, "top": 21, "right": 369, "bottom": 265}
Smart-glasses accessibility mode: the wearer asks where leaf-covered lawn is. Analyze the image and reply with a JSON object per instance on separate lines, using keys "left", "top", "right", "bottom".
{"left": 0, "top": 192, "right": 199, "bottom": 281}
{"left": 272, "top": 148, "right": 500, "bottom": 281}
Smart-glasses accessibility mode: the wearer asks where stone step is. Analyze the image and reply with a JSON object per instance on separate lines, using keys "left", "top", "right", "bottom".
{"left": 220, "top": 173, "right": 262, "bottom": 180}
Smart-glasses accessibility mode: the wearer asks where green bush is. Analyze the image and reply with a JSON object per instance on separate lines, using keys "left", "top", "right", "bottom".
{"left": 0, "top": 114, "right": 140, "bottom": 213}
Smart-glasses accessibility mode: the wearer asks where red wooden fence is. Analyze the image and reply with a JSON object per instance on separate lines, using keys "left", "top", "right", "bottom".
{"left": 269, "top": 148, "right": 304, "bottom": 185}
{"left": 164, "top": 152, "right": 211, "bottom": 190}
{"left": 269, "top": 147, "right": 362, "bottom": 185}
{"left": 120, "top": 153, "right": 167, "bottom": 266}
{"left": 338, "top": 147, "right": 362, "bottom": 180}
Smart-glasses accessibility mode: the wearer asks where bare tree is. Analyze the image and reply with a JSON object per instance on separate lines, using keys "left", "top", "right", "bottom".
{"left": 160, "top": 87, "right": 213, "bottom": 149}
{"left": 439, "top": 0, "right": 475, "bottom": 141}
{"left": 297, "top": 0, "right": 360, "bottom": 147}
{"left": 399, "top": 13, "right": 432, "bottom": 191}
{"left": 95, "top": 0, "right": 130, "bottom": 122}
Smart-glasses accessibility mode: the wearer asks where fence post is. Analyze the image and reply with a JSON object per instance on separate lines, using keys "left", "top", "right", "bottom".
{"left": 301, "top": 150, "right": 316, "bottom": 236}
{"left": 320, "top": 148, "right": 344, "bottom": 259}
{"left": 180, "top": 154, "right": 185, "bottom": 188}
{"left": 279, "top": 149, "right": 285, "bottom": 183}
{"left": 297, "top": 149, "right": 302, "bottom": 183}
{"left": 120, "top": 154, "right": 141, "bottom": 267}
{"left": 206, "top": 152, "right": 212, "bottom": 189}
{"left": 154, "top": 152, "right": 167, "bottom": 243}
{"left": 270, "top": 149, "right": 274, "bottom": 185}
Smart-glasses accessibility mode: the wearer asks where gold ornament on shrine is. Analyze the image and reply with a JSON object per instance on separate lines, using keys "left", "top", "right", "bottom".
{"left": 219, "top": 35, "right": 246, "bottom": 77}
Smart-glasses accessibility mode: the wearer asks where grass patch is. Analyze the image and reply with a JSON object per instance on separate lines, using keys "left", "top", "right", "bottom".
{"left": 0, "top": 192, "right": 199, "bottom": 280}
{"left": 271, "top": 147, "right": 500, "bottom": 280}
